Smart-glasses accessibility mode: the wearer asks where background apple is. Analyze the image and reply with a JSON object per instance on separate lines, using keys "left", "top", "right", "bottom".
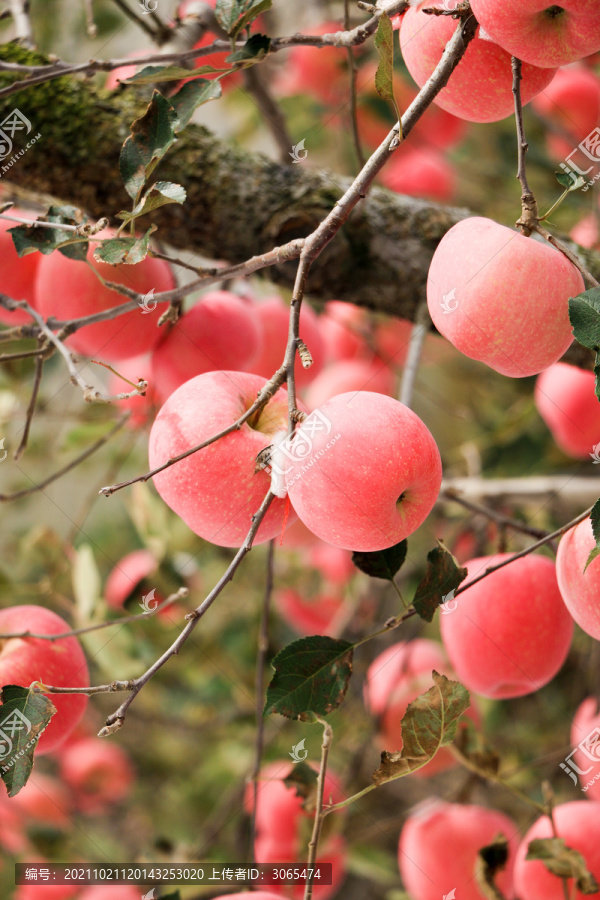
{"left": 513, "top": 801, "right": 600, "bottom": 899}
{"left": 249, "top": 296, "right": 326, "bottom": 390}
{"left": 0, "top": 208, "right": 41, "bottom": 326}
{"left": 570, "top": 696, "right": 600, "bottom": 800}
{"left": 535, "top": 362, "right": 600, "bottom": 458}
{"left": 556, "top": 517, "right": 600, "bottom": 639}
{"left": 0, "top": 605, "right": 89, "bottom": 754}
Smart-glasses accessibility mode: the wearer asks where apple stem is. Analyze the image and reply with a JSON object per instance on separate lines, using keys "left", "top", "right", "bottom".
{"left": 511, "top": 56, "right": 538, "bottom": 236}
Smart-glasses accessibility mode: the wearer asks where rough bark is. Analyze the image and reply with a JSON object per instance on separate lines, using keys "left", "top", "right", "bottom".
{"left": 1, "top": 43, "right": 599, "bottom": 327}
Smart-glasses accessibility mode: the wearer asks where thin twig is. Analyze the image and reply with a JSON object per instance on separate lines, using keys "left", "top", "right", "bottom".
{"left": 511, "top": 56, "right": 537, "bottom": 235}
{"left": 250, "top": 539, "right": 275, "bottom": 863}
{"left": 344, "top": 0, "right": 366, "bottom": 170}
{"left": 83, "top": 0, "right": 97, "bottom": 38}
{"left": 14, "top": 342, "right": 44, "bottom": 460}
{"left": 441, "top": 488, "right": 550, "bottom": 540}
{"left": 110, "top": 0, "right": 162, "bottom": 40}
{"left": 399, "top": 300, "right": 429, "bottom": 408}
{"left": 533, "top": 222, "right": 599, "bottom": 288}
{"left": 0, "top": 588, "right": 188, "bottom": 641}
{"left": 304, "top": 719, "right": 334, "bottom": 900}
{"left": 0, "top": 415, "right": 128, "bottom": 502}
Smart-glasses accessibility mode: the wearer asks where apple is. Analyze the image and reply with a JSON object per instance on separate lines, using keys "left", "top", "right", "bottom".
{"left": 213, "top": 895, "right": 283, "bottom": 900}
{"left": 304, "top": 359, "right": 395, "bottom": 410}
{"left": 399, "top": 799, "right": 519, "bottom": 900}
{"left": 570, "top": 696, "right": 600, "bottom": 800}
{"left": 373, "top": 317, "right": 413, "bottom": 369}
{"left": 284, "top": 391, "right": 442, "bottom": 552}
{"left": 535, "top": 362, "right": 600, "bottom": 458}
{"left": 0, "top": 207, "right": 41, "bottom": 325}
{"left": 15, "top": 883, "right": 78, "bottom": 900}
{"left": 513, "top": 801, "right": 600, "bottom": 899}
{"left": 0, "top": 605, "right": 89, "bottom": 754}
{"left": 400, "top": 6, "right": 557, "bottom": 122}
{"left": 104, "top": 549, "right": 158, "bottom": 610}
{"left": 440, "top": 554, "right": 574, "bottom": 699}
{"left": 148, "top": 371, "right": 303, "bottom": 547}
{"left": 0, "top": 788, "right": 29, "bottom": 855}
{"left": 427, "top": 217, "right": 583, "bottom": 377}
{"left": 249, "top": 296, "right": 326, "bottom": 389}
{"left": 279, "top": 517, "right": 321, "bottom": 550}
{"left": 379, "top": 145, "right": 456, "bottom": 202}
{"left": 532, "top": 65, "right": 600, "bottom": 159}
{"left": 307, "top": 542, "right": 355, "bottom": 586}
{"left": 319, "top": 301, "right": 371, "bottom": 364}
{"left": 275, "top": 22, "right": 348, "bottom": 105}
{"left": 274, "top": 588, "right": 346, "bottom": 637}
{"left": 556, "top": 517, "right": 600, "bottom": 640}
{"left": 58, "top": 736, "right": 134, "bottom": 814}
{"left": 151, "top": 290, "right": 264, "bottom": 402}
{"left": 255, "top": 834, "right": 346, "bottom": 900}
{"left": 468, "top": 0, "right": 600, "bottom": 69}
{"left": 570, "top": 214, "right": 600, "bottom": 251}
{"left": 9, "top": 773, "right": 72, "bottom": 827}
{"left": 78, "top": 888, "right": 141, "bottom": 900}
{"left": 35, "top": 228, "right": 175, "bottom": 361}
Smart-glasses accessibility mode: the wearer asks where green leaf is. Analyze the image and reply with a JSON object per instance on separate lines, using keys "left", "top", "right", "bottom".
{"left": 372, "top": 672, "right": 470, "bottom": 784}
{"left": 264, "top": 636, "right": 354, "bottom": 719}
{"left": 119, "top": 92, "right": 179, "bottom": 200}
{"left": 125, "top": 64, "right": 223, "bottom": 84}
{"left": 116, "top": 181, "right": 187, "bottom": 224}
{"left": 412, "top": 541, "right": 468, "bottom": 622}
{"left": 0, "top": 685, "right": 56, "bottom": 797}
{"left": 352, "top": 540, "right": 407, "bottom": 581}
{"left": 226, "top": 33, "right": 271, "bottom": 63}
{"left": 160, "top": 893, "right": 182, "bottom": 900}
{"left": 584, "top": 499, "right": 600, "bottom": 571}
{"left": 93, "top": 226, "right": 155, "bottom": 265}
{"left": 216, "top": 0, "right": 272, "bottom": 38}
{"left": 169, "top": 79, "right": 223, "bottom": 131}
{"left": 8, "top": 205, "right": 89, "bottom": 261}
{"left": 555, "top": 171, "right": 585, "bottom": 191}
{"left": 525, "top": 838, "right": 600, "bottom": 894}
{"left": 569, "top": 288, "right": 600, "bottom": 352}
{"left": 283, "top": 761, "right": 319, "bottom": 807}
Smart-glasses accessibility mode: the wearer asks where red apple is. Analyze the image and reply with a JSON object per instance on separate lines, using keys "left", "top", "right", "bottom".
{"left": 0, "top": 605, "right": 89, "bottom": 754}
{"left": 249, "top": 296, "right": 326, "bottom": 389}
{"left": 513, "top": 801, "right": 600, "bottom": 900}
{"left": 468, "top": 0, "right": 600, "bottom": 69}
{"left": 399, "top": 799, "right": 519, "bottom": 900}
{"left": 15, "top": 883, "right": 78, "bottom": 900}
{"left": 440, "top": 554, "right": 574, "bottom": 698}
{"left": 570, "top": 696, "right": 600, "bottom": 800}
{"left": 0, "top": 788, "right": 29, "bottom": 854}
{"left": 373, "top": 317, "right": 413, "bottom": 369}
{"left": 274, "top": 588, "right": 346, "bottom": 637}
{"left": 400, "top": 6, "right": 557, "bottom": 122}
{"left": 532, "top": 65, "right": 600, "bottom": 159}
{"left": 78, "top": 889, "right": 141, "bottom": 900}
{"left": 570, "top": 214, "right": 600, "bottom": 251}
{"left": 284, "top": 391, "right": 442, "bottom": 552}
{"left": 303, "top": 358, "right": 395, "bottom": 410}
{"left": 58, "top": 736, "right": 134, "bottom": 814}
{"left": 148, "top": 371, "right": 303, "bottom": 547}
{"left": 104, "top": 549, "right": 158, "bottom": 610}
{"left": 535, "top": 362, "right": 600, "bottom": 458}
{"left": 307, "top": 542, "right": 355, "bottom": 586}
{"left": 9, "top": 773, "right": 72, "bottom": 827}
{"left": 427, "top": 217, "right": 582, "bottom": 377}
{"left": 556, "top": 517, "right": 600, "bottom": 640}
{"left": 380, "top": 145, "right": 456, "bottom": 202}
{"left": 35, "top": 229, "right": 175, "bottom": 361}
{"left": 319, "top": 302, "right": 371, "bottom": 364}
{"left": 213, "top": 895, "right": 283, "bottom": 900}
{"left": 0, "top": 207, "right": 41, "bottom": 325}
{"left": 275, "top": 22, "right": 348, "bottom": 105}
{"left": 151, "top": 290, "right": 264, "bottom": 402}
